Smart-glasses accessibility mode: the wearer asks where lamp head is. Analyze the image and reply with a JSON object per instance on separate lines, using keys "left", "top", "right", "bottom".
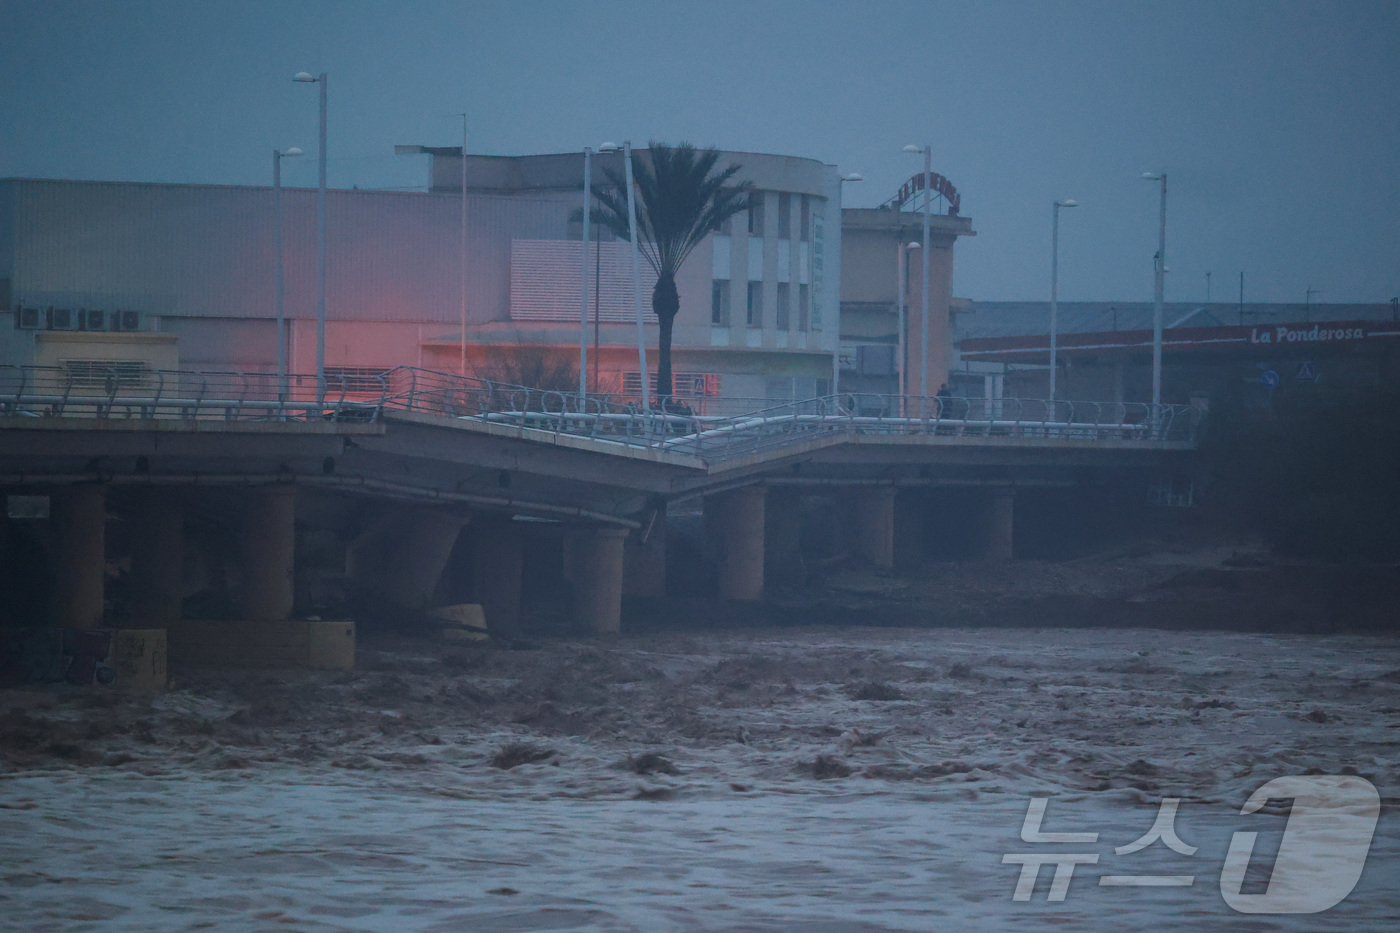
{"left": 1057, "top": 198, "right": 1078, "bottom": 208}
{"left": 1141, "top": 172, "right": 1163, "bottom": 180}
{"left": 283, "top": 147, "right": 303, "bottom": 157}
{"left": 906, "top": 241, "right": 922, "bottom": 250}
{"left": 598, "top": 142, "right": 620, "bottom": 152}
{"left": 293, "top": 72, "right": 318, "bottom": 83}
{"left": 841, "top": 172, "right": 864, "bottom": 182}
{"left": 902, "top": 145, "right": 924, "bottom": 154}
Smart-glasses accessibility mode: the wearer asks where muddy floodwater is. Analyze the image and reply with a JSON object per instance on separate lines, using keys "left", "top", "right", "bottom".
{"left": 4, "top": 615, "right": 1398, "bottom": 931}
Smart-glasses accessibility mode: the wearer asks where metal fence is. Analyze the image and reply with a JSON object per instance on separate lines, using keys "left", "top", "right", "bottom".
{"left": 1, "top": 364, "right": 1202, "bottom": 459}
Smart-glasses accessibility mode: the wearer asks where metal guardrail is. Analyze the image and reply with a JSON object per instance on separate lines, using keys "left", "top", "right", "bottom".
{"left": 0, "top": 364, "right": 1202, "bottom": 459}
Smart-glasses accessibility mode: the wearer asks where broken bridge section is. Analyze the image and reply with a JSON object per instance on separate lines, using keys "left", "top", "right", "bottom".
{"left": 0, "top": 364, "right": 1200, "bottom": 646}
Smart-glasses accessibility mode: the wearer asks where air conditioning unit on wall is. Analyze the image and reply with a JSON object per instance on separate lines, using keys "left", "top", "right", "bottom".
{"left": 113, "top": 310, "right": 141, "bottom": 332}
{"left": 15, "top": 307, "right": 41, "bottom": 329}
{"left": 80, "top": 309, "right": 107, "bottom": 331}
{"left": 46, "top": 308, "right": 75, "bottom": 330}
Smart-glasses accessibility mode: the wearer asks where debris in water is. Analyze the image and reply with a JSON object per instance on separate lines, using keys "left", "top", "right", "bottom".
{"left": 490, "top": 743, "right": 556, "bottom": 769}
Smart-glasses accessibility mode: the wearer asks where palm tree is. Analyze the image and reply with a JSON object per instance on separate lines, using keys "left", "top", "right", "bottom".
{"left": 590, "top": 142, "right": 752, "bottom": 405}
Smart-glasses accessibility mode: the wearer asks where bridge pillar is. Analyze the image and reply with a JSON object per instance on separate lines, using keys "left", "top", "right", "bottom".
{"left": 128, "top": 490, "right": 184, "bottom": 627}
{"left": 764, "top": 487, "right": 803, "bottom": 584}
{"left": 979, "top": 487, "right": 1015, "bottom": 561}
{"left": 709, "top": 486, "right": 767, "bottom": 601}
{"left": 358, "top": 509, "right": 470, "bottom": 611}
{"left": 472, "top": 514, "right": 524, "bottom": 634}
{"left": 238, "top": 485, "right": 296, "bottom": 620}
{"left": 571, "top": 526, "right": 628, "bottom": 633}
{"left": 845, "top": 486, "right": 896, "bottom": 568}
{"left": 893, "top": 489, "right": 926, "bottom": 570}
{"left": 623, "top": 504, "right": 667, "bottom": 597}
{"left": 49, "top": 484, "right": 106, "bottom": 628}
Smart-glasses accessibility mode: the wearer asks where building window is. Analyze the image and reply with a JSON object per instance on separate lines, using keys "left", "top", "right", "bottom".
{"left": 798, "top": 284, "right": 810, "bottom": 331}
{"left": 711, "top": 281, "right": 730, "bottom": 325}
{"left": 777, "top": 192, "right": 791, "bottom": 239}
{"left": 748, "top": 194, "right": 764, "bottom": 236}
{"left": 800, "top": 196, "right": 811, "bottom": 242}
{"left": 746, "top": 282, "right": 763, "bottom": 327}
{"left": 776, "top": 282, "right": 790, "bottom": 330}
{"left": 61, "top": 359, "right": 151, "bottom": 389}
{"left": 324, "top": 366, "right": 393, "bottom": 394}
{"left": 623, "top": 371, "right": 721, "bottom": 399}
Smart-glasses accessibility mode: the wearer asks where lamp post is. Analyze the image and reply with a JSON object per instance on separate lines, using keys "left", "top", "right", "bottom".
{"left": 897, "top": 240, "right": 920, "bottom": 413}
{"left": 1050, "top": 198, "right": 1077, "bottom": 404}
{"left": 600, "top": 142, "right": 648, "bottom": 412}
{"left": 903, "top": 145, "right": 932, "bottom": 408}
{"left": 1142, "top": 172, "right": 1167, "bottom": 416}
{"left": 293, "top": 71, "right": 327, "bottom": 396}
{"left": 273, "top": 146, "right": 303, "bottom": 403}
{"left": 579, "top": 146, "right": 592, "bottom": 400}
{"left": 457, "top": 113, "right": 468, "bottom": 376}
{"left": 831, "top": 172, "right": 863, "bottom": 397}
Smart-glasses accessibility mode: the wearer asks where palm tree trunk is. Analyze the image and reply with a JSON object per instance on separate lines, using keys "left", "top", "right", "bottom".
{"left": 652, "top": 274, "right": 680, "bottom": 404}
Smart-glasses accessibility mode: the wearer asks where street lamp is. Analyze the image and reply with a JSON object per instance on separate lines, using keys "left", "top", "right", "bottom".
{"left": 294, "top": 71, "right": 327, "bottom": 396}
{"left": 1050, "top": 198, "right": 1077, "bottom": 404}
{"left": 600, "top": 141, "right": 648, "bottom": 412}
{"left": 579, "top": 146, "right": 593, "bottom": 400}
{"left": 832, "top": 171, "right": 863, "bottom": 396}
{"left": 903, "top": 144, "right": 932, "bottom": 406}
{"left": 273, "top": 146, "right": 303, "bottom": 402}
{"left": 897, "top": 241, "right": 921, "bottom": 413}
{"left": 1142, "top": 172, "right": 1167, "bottom": 417}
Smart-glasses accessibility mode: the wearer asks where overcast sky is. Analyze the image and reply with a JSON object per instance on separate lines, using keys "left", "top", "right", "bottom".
{"left": 1, "top": 0, "right": 1396, "bottom": 304}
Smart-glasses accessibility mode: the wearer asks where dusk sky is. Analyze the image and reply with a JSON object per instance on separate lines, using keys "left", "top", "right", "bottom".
{"left": 2, "top": 0, "right": 1395, "bottom": 304}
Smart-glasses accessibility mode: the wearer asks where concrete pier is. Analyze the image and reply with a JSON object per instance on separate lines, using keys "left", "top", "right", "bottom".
{"left": 50, "top": 485, "right": 106, "bottom": 628}
{"left": 981, "top": 487, "right": 1015, "bottom": 561}
{"left": 845, "top": 486, "right": 896, "bottom": 569}
{"left": 238, "top": 485, "right": 296, "bottom": 620}
{"left": 764, "top": 487, "right": 804, "bottom": 584}
{"left": 128, "top": 490, "right": 184, "bottom": 627}
{"left": 708, "top": 486, "right": 767, "bottom": 601}
{"left": 893, "top": 489, "right": 926, "bottom": 570}
{"left": 372, "top": 509, "right": 470, "bottom": 610}
{"left": 571, "top": 526, "right": 628, "bottom": 633}
{"left": 471, "top": 514, "right": 524, "bottom": 633}
{"left": 623, "top": 504, "right": 667, "bottom": 597}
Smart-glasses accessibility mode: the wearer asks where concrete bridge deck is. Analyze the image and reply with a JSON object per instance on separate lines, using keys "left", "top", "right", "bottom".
{"left": 0, "top": 365, "right": 1201, "bottom": 639}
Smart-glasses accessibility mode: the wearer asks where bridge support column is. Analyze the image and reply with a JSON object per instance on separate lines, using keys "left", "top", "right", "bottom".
{"left": 362, "top": 509, "right": 470, "bottom": 611}
{"left": 129, "top": 490, "right": 184, "bottom": 627}
{"left": 623, "top": 504, "right": 667, "bottom": 597}
{"left": 764, "top": 487, "right": 803, "bottom": 584}
{"left": 572, "top": 526, "right": 628, "bottom": 634}
{"left": 472, "top": 514, "right": 523, "bottom": 634}
{"left": 50, "top": 484, "right": 106, "bottom": 628}
{"left": 708, "top": 486, "right": 766, "bottom": 601}
{"left": 979, "top": 487, "right": 1015, "bottom": 561}
{"left": 893, "top": 489, "right": 927, "bottom": 571}
{"left": 845, "top": 486, "right": 896, "bottom": 569}
{"left": 238, "top": 485, "right": 295, "bottom": 620}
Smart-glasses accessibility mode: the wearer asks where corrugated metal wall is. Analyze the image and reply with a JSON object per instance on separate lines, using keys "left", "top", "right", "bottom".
{"left": 4, "top": 179, "right": 573, "bottom": 325}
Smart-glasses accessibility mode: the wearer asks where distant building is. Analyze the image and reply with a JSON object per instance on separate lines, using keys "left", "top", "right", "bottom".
{"left": 954, "top": 300, "right": 1400, "bottom": 407}
{"left": 838, "top": 195, "right": 975, "bottom": 409}
{"left": 1, "top": 147, "right": 848, "bottom": 408}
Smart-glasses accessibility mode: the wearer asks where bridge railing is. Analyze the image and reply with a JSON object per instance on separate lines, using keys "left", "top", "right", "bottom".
{"left": 0, "top": 363, "right": 1202, "bottom": 453}
{"left": 0, "top": 365, "right": 386, "bottom": 422}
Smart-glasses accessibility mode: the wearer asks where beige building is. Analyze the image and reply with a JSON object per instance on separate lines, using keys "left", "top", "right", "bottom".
{"left": 838, "top": 202, "right": 975, "bottom": 408}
